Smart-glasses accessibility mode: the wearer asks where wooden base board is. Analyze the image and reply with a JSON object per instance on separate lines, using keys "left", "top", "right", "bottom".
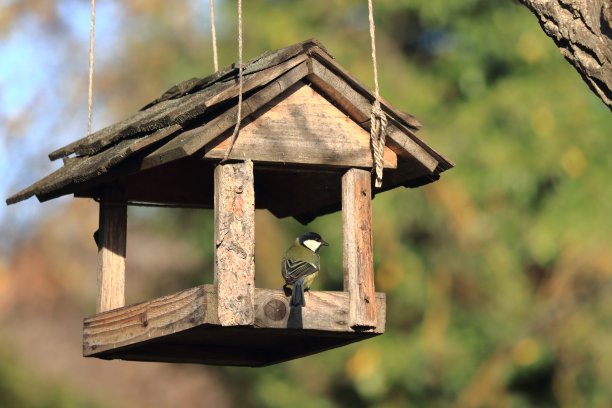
{"left": 87, "top": 326, "right": 381, "bottom": 367}
{"left": 83, "top": 285, "right": 385, "bottom": 367}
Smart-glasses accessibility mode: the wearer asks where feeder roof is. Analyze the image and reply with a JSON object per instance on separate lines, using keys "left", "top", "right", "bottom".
{"left": 7, "top": 39, "right": 452, "bottom": 223}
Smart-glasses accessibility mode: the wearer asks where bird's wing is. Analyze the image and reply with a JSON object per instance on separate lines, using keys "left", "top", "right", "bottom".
{"left": 282, "top": 258, "right": 319, "bottom": 284}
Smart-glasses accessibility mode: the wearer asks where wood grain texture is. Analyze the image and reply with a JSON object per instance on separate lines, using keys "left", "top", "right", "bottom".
{"left": 6, "top": 124, "right": 182, "bottom": 205}
{"left": 84, "top": 285, "right": 219, "bottom": 356}
{"left": 255, "top": 288, "right": 385, "bottom": 332}
{"left": 387, "top": 117, "right": 453, "bottom": 173}
{"left": 141, "top": 62, "right": 311, "bottom": 170}
{"left": 309, "top": 48, "right": 423, "bottom": 130}
{"left": 8, "top": 39, "right": 453, "bottom": 216}
{"left": 206, "top": 54, "right": 308, "bottom": 107}
{"left": 308, "top": 59, "right": 443, "bottom": 173}
{"left": 83, "top": 284, "right": 385, "bottom": 359}
{"left": 214, "top": 161, "right": 255, "bottom": 326}
{"left": 50, "top": 40, "right": 320, "bottom": 160}
{"left": 97, "top": 184, "right": 127, "bottom": 313}
{"left": 204, "top": 82, "right": 397, "bottom": 168}
{"left": 342, "top": 169, "right": 377, "bottom": 330}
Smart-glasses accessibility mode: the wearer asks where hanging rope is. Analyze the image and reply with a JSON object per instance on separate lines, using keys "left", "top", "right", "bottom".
{"left": 209, "top": 0, "right": 219, "bottom": 71}
{"left": 87, "top": 0, "right": 96, "bottom": 135}
{"left": 222, "top": 0, "right": 244, "bottom": 162}
{"left": 367, "top": 0, "right": 388, "bottom": 188}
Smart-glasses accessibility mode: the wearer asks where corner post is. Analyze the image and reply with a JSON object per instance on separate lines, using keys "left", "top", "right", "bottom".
{"left": 96, "top": 184, "right": 127, "bottom": 313}
{"left": 214, "top": 160, "right": 255, "bottom": 326}
{"left": 342, "top": 168, "right": 377, "bottom": 329}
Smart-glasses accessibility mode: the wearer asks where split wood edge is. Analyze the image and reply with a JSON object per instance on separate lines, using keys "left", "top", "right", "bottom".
{"left": 342, "top": 168, "right": 377, "bottom": 330}
{"left": 96, "top": 184, "right": 127, "bottom": 313}
{"left": 214, "top": 160, "right": 256, "bottom": 326}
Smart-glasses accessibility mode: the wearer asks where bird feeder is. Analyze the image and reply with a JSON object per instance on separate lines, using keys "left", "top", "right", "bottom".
{"left": 7, "top": 39, "right": 452, "bottom": 366}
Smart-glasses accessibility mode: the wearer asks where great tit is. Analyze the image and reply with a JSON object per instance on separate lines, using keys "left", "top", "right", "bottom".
{"left": 282, "top": 232, "right": 329, "bottom": 307}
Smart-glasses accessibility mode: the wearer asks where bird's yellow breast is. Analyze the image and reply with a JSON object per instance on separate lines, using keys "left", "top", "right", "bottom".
{"left": 303, "top": 271, "right": 318, "bottom": 290}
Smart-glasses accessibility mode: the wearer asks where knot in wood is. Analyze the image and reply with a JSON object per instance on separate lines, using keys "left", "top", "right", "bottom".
{"left": 139, "top": 312, "right": 148, "bottom": 327}
{"left": 264, "top": 299, "right": 287, "bottom": 321}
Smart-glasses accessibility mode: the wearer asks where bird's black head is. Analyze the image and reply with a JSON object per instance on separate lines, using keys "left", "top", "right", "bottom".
{"left": 298, "top": 232, "right": 329, "bottom": 253}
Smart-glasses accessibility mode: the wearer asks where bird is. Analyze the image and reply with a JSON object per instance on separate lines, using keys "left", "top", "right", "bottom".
{"left": 282, "top": 232, "right": 329, "bottom": 307}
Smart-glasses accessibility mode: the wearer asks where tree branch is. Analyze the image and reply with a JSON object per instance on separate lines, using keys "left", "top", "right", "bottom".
{"left": 516, "top": 0, "right": 612, "bottom": 110}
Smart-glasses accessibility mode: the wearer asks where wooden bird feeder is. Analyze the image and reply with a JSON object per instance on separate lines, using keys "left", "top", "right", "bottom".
{"left": 7, "top": 39, "right": 452, "bottom": 367}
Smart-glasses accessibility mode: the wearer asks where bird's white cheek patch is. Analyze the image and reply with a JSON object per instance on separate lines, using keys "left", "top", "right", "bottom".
{"left": 303, "top": 239, "right": 321, "bottom": 252}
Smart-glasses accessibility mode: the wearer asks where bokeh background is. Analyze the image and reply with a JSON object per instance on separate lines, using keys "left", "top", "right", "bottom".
{"left": 1, "top": 0, "right": 611, "bottom": 407}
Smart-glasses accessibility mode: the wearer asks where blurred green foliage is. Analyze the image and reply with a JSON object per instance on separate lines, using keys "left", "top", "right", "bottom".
{"left": 0, "top": 345, "right": 104, "bottom": 408}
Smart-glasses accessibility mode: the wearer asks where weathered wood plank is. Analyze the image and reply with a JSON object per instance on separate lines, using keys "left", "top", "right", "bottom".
{"left": 141, "top": 73, "right": 236, "bottom": 111}
{"left": 84, "top": 285, "right": 219, "bottom": 356}
{"left": 309, "top": 48, "right": 423, "bottom": 130}
{"left": 203, "top": 82, "right": 397, "bottom": 168}
{"left": 71, "top": 124, "right": 184, "bottom": 185}
{"left": 308, "top": 64, "right": 369, "bottom": 124}
{"left": 135, "top": 54, "right": 309, "bottom": 136}
{"left": 342, "top": 169, "right": 377, "bottom": 330}
{"left": 137, "top": 39, "right": 320, "bottom": 111}
{"left": 83, "top": 284, "right": 385, "bottom": 357}
{"left": 205, "top": 54, "right": 308, "bottom": 107}
{"left": 49, "top": 98, "right": 185, "bottom": 160}
{"left": 9, "top": 39, "right": 452, "bottom": 213}
{"left": 385, "top": 125, "right": 438, "bottom": 173}
{"left": 308, "top": 58, "right": 442, "bottom": 172}
{"left": 141, "top": 61, "right": 311, "bottom": 170}
{"left": 6, "top": 160, "right": 77, "bottom": 205}
{"left": 214, "top": 161, "right": 255, "bottom": 326}
{"left": 241, "top": 38, "right": 325, "bottom": 77}
{"left": 6, "top": 125, "right": 182, "bottom": 205}
{"left": 97, "top": 184, "right": 127, "bottom": 313}
{"left": 388, "top": 117, "right": 453, "bottom": 172}
{"left": 50, "top": 42, "right": 319, "bottom": 161}
{"left": 309, "top": 50, "right": 452, "bottom": 172}
{"left": 255, "top": 288, "right": 385, "bottom": 333}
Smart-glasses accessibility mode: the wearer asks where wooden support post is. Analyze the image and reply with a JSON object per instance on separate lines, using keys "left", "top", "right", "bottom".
{"left": 214, "top": 160, "right": 255, "bottom": 326}
{"left": 96, "top": 184, "right": 127, "bottom": 313}
{"left": 342, "top": 168, "right": 377, "bottom": 329}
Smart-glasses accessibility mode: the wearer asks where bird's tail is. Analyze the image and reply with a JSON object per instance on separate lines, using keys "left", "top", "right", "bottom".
{"left": 290, "top": 277, "right": 306, "bottom": 307}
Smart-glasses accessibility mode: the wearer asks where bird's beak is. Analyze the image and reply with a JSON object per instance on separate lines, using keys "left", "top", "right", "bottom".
{"left": 321, "top": 240, "right": 329, "bottom": 246}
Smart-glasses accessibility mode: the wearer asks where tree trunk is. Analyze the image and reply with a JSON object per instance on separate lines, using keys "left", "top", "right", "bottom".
{"left": 517, "top": 0, "right": 612, "bottom": 110}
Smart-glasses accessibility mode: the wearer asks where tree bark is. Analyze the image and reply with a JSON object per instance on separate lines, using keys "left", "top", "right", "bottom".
{"left": 516, "top": 0, "right": 612, "bottom": 110}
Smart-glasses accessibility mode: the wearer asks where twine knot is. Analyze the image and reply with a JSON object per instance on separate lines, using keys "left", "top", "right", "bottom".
{"left": 370, "top": 100, "right": 387, "bottom": 188}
